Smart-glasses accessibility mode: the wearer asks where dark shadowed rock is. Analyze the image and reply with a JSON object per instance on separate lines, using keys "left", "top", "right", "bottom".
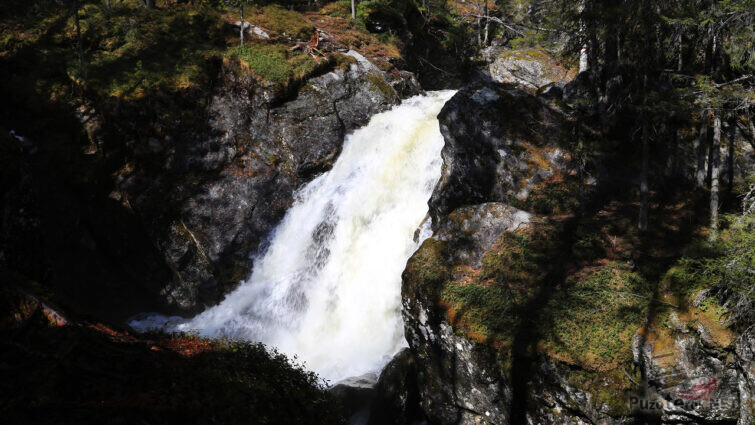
{"left": 429, "top": 84, "right": 568, "bottom": 227}
{"left": 329, "top": 373, "right": 379, "bottom": 421}
{"left": 368, "top": 348, "right": 424, "bottom": 425}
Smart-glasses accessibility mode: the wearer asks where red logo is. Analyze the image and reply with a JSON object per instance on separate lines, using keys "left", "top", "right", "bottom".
{"left": 677, "top": 378, "right": 718, "bottom": 401}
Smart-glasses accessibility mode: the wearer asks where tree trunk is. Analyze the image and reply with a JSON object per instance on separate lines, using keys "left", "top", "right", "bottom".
{"left": 666, "top": 126, "right": 678, "bottom": 178}
{"left": 696, "top": 111, "right": 708, "bottom": 188}
{"left": 704, "top": 25, "right": 714, "bottom": 74}
{"left": 677, "top": 30, "right": 683, "bottom": 71}
{"left": 142, "top": 0, "right": 155, "bottom": 9}
{"left": 239, "top": 6, "right": 245, "bottom": 47}
{"left": 604, "top": 31, "right": 618, "bottom": 79}
{"left": 639, "top": 114, "right": 649, "bottom": 232}
{"left": 483, "top": 0, "right": 489, "bottom": 46}
{"left": 706, "top": 126, "right": 714, "bottom": 185}
{"left": 578, "top": 1, "right": 589, "bottom": 73}
{"left": 727, "top": 119, "right": 736, "bottom": 193}
{"left": 638, "top": 0, "right": 650, "bottom": 233}
{"left": 351, "top": 0, "right": 356, "bottom": 20}
{"left": 709, "top": 113, "right": 721, "bottom": 241}
{"left": 73, "top": 0, "right": 87, "bottom": 82}
{"left": 475, "top": 0, "right": 482, "bottom": 46}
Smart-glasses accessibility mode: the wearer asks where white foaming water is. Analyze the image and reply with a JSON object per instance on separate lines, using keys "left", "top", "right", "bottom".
{"left": 130, "top": 90, "right": 455, "bottom": 383}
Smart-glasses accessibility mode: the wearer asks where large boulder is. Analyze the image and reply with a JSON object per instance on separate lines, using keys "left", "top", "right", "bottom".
{"left": 368, "top": 348, "right": 425, "bottom": 425}
{"left": 329, "top": 373, "right": 379, "bottom": 422}
{"left": 402, "top": 203, "right": 534, "bottom": 425}
{"left": 482, "top": 48, "right": 573, "bottom": 92}
{"left": 429, "top": 84, "right": 569, "bottom": 226}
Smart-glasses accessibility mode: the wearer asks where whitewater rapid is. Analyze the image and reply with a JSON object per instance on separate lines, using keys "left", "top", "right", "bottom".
{"left": 130, "top": 90, "right": 455, "bottom": 383}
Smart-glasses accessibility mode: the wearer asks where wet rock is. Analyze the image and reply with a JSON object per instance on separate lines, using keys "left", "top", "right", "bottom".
{"left": 118, "top": 52, "right": 409, "bottom": 315}
{"left": 330, "top": 373, "right": 379, "bottom": 421}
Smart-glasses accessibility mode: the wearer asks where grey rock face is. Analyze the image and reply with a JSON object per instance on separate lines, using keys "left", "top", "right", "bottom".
{"left": 403, "top": 296, "right": 511, "bottom": 425}
{"left": 434, "top": 203, "right": 531, "bottom": 267}
{"left": 735, "top": 326, "right": 754, "bottom": 425}
{"left": 482, "top": 48, "right": 572, "bottom": 92}
{"left": 633, "top": 319, "right": 751, "bottom": 424}
{"left": 401, "top": 205, "right": 536, "bottom": 425}
{"left": 429, "top": 84, "right": 568, "bottom": 226}
{"left": 120, "top": 52, "right": 410, "bottom": 314}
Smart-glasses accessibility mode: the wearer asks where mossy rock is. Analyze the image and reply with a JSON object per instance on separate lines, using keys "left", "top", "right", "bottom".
{"left": 363, "top": 72, "right": 395, "bottom": 98}
{"left": 539, "top": 262, "right": 649, "bottom": 372}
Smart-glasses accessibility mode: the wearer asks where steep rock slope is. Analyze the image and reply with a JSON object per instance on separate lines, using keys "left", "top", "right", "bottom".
{"left": 399, "top": 83, "right": 754, "bottom": 425}
{"left": 115, "top": 51, "right": 414, "bottom": 315}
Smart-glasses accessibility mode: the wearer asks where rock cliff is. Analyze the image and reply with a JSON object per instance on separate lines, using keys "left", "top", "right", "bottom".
{"left": 116, "top": 51, "right": 416, "bottom": 315}
{"left": 397, "top": 83, "right": 754, "bottom": 425}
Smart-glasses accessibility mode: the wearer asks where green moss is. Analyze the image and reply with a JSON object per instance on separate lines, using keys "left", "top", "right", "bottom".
{"left": 571, "top": 221, "right": 606, "bottom": 262}
{"left": 403, "top": 238, "right": 451, "bottom": 302}
{"left": 364, "top": 73, "right": 394, "bottom": 98}
{"left": 514, "top": 175, "right": 591, "bottom": 216}
{"left": 437, "top": 220, "right": 562, "bottom": 346}
{"left": 480, "top": 219, "right": 560, "bottom": 293}
{"left": 540, "top": 263, "right": 649, "bottom": 371}
{"left": 568, "top": 367, "right": 638, "bottom": 416}
{"left": 229, "top": 43, "right": 291, "bottom": 84}
{"left": 332, "top": 53, "right": 358, "bottom": 71}
{"left": 252, "top": 5, "right": 315, "bottom": 40}
{"left": 227, "top": 42, "right": 321, "bottom": 85}
{"left": 85, "top": 2, "right": 226, "bottom": 97}
{"left": 442, "top": 282, "right": 514, "bottom": 343}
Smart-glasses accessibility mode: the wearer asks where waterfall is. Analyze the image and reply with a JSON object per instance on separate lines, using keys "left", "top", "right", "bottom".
{"left": 130, "top": 90, "right": 455, "bottom": 383}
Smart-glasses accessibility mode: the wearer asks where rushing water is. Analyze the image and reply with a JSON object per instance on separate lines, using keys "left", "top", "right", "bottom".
{"left": 130, "top": 90, "right": 455, "bottom": 383}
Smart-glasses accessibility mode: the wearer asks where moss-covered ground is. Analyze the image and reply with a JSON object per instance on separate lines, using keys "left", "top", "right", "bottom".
{"left": 0, "top": 0, "right": 418, "bottom": 104}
